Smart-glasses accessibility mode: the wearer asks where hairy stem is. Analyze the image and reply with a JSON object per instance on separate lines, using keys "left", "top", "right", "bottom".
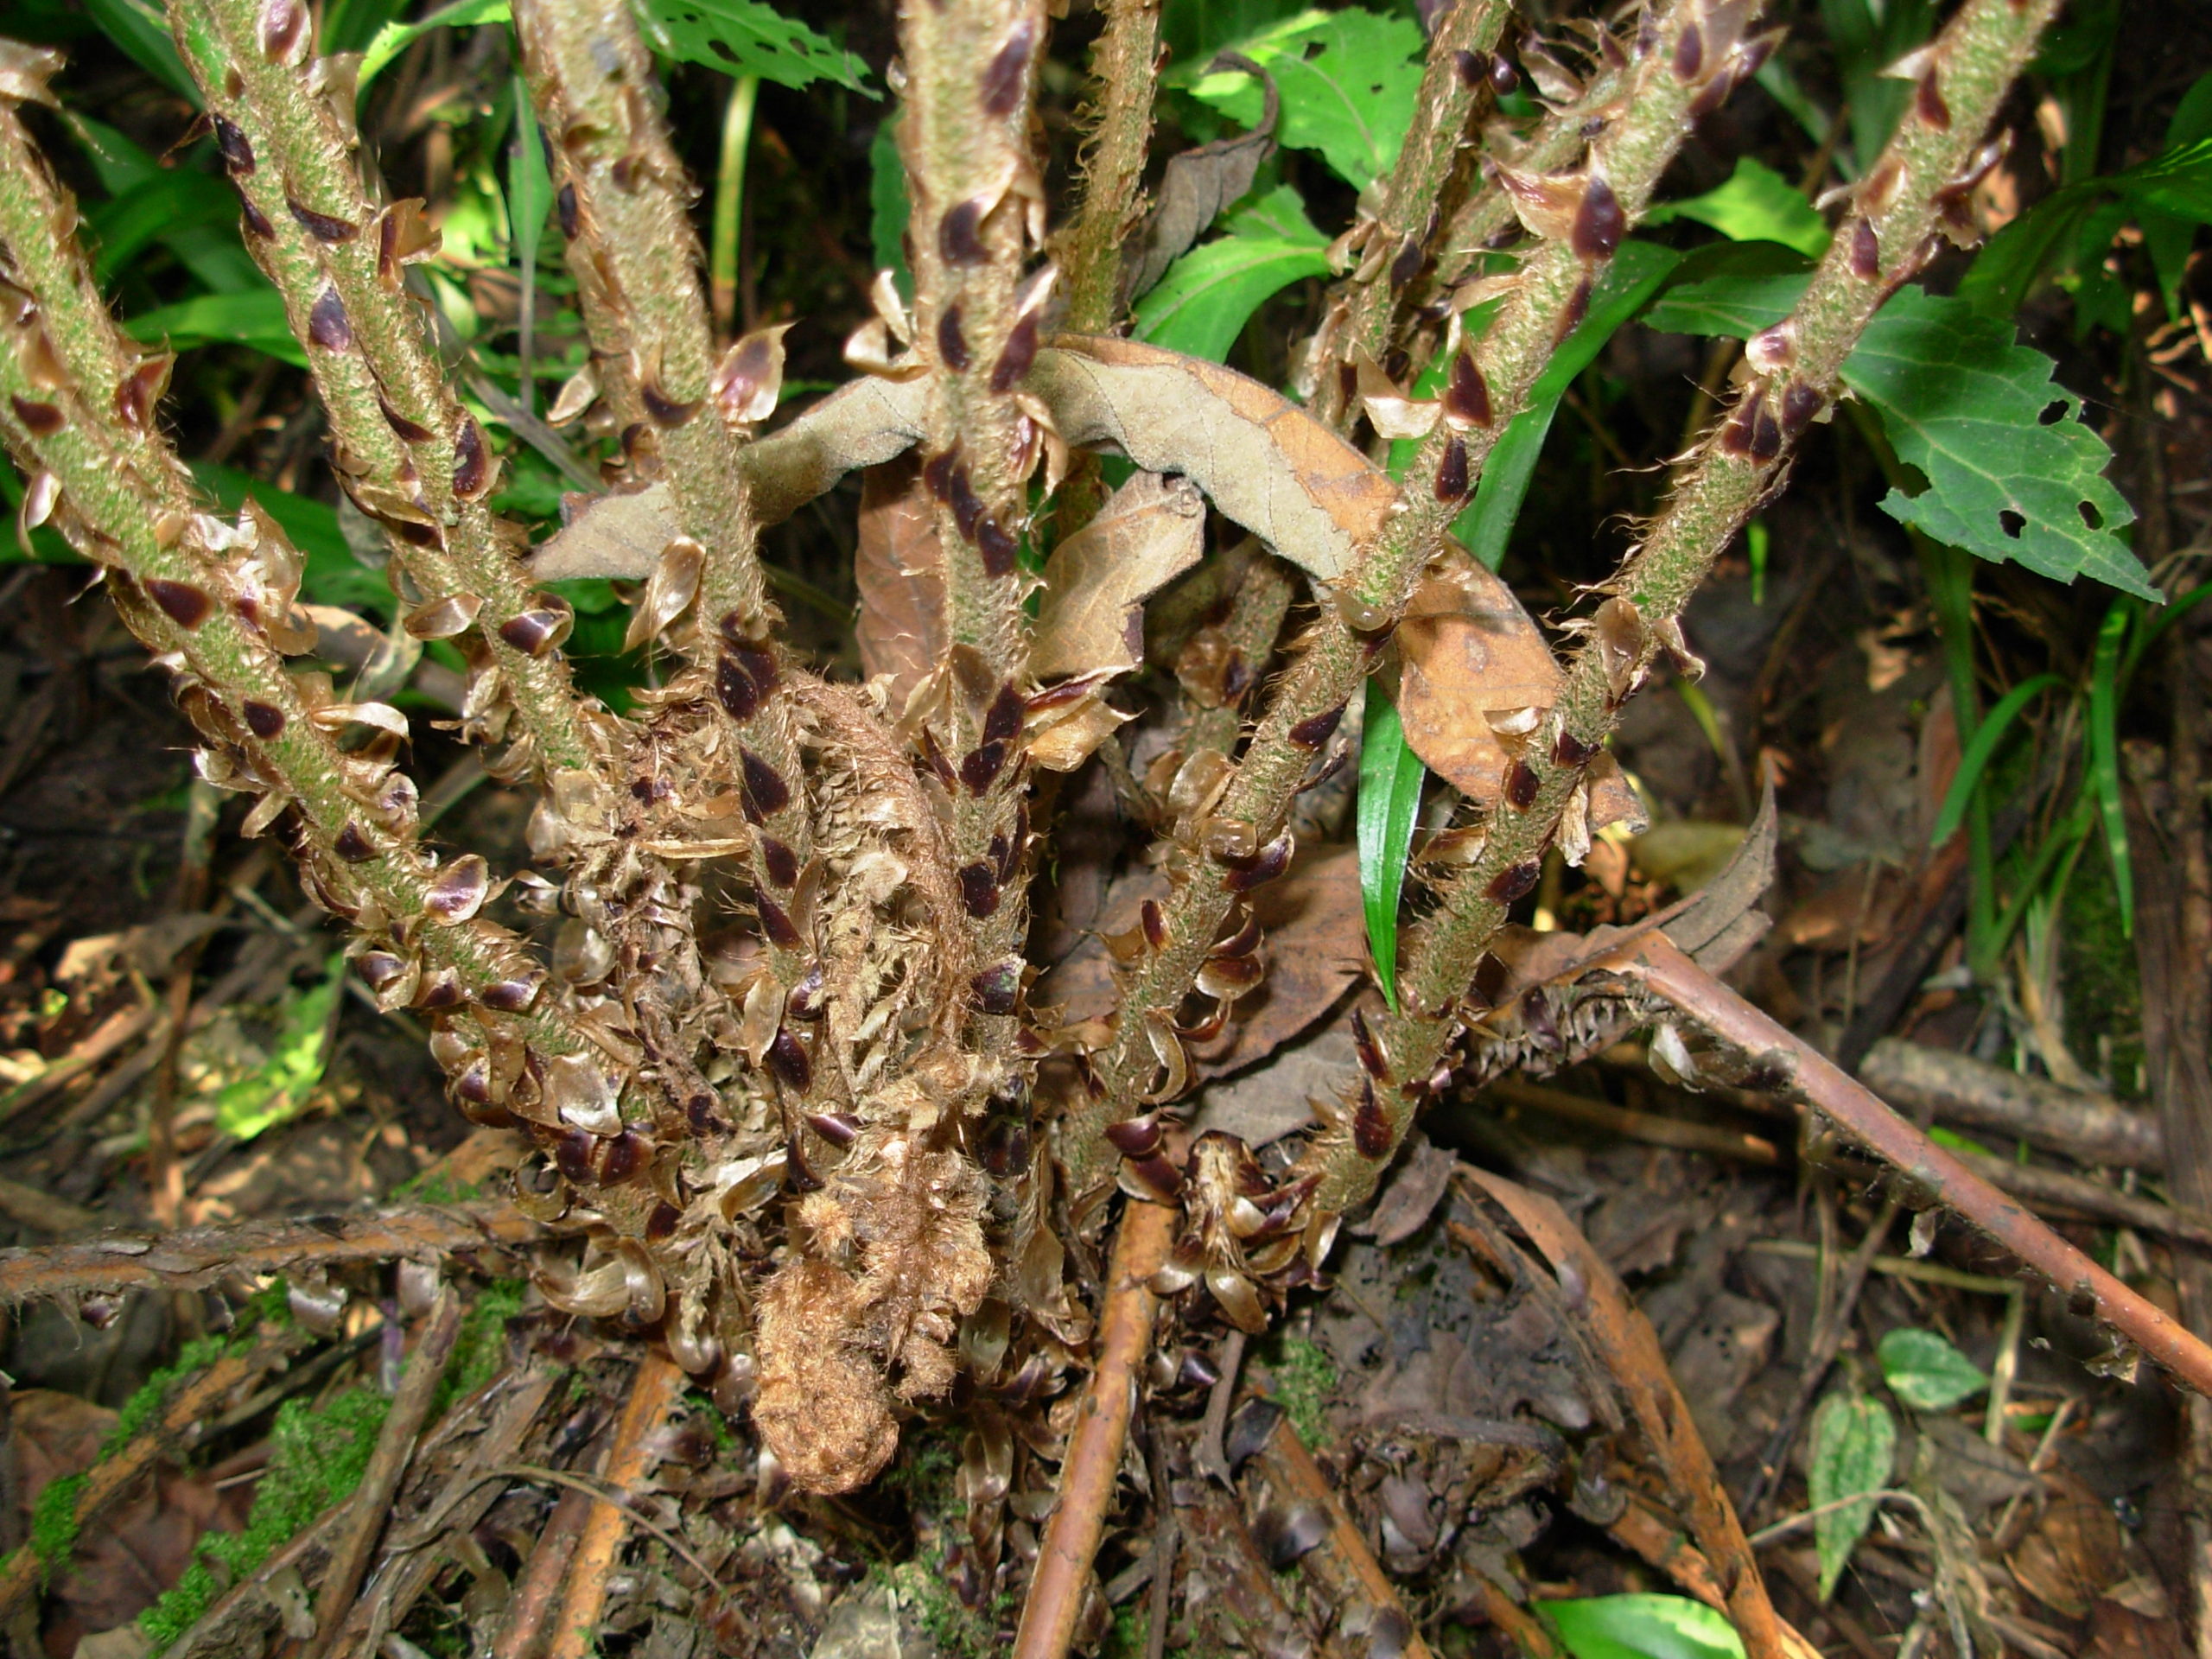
{"left": 1060, "top": 0, "right": 1161, "bottom": 334}
{"left": 1313, "top": 0, "right": 2063, "bottom": 1215}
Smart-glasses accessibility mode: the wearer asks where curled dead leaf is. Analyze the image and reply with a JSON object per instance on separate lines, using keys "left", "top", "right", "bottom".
{"left": 1396, "top": 547, "right": 1562, "bottom": 805}
{"left": 854, "top": 455, "right": 947, "bottom": 710}
{"left": 1031, "top": 472, "right": 1205, "bottom": 680}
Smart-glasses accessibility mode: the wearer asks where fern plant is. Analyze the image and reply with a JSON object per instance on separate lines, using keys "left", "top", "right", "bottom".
{"left": 0, "top": 0, "right": 2145, "bottom": 1544}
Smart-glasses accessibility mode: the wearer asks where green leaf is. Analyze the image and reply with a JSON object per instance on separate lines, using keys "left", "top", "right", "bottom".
{"left": 1537, "top": 1594, "right": 1748, "bottom": 1659}
{"left": 213, "top": 955, "right": 346, "bottom": 1142}
{"left": 82, "top": 0, "right": 199, "bottom": 103}
{"left": 868, "top": 114, "right": 912, "bottom": 302}
{"left": 1929, "top": 673, "right": 2067, "bottom": 848}
{"left": 1644, "top": 279, "right": 2153, "bottom": 599}
{"left": 1162, "top": 0, "right": 1309, "bottom": 67}
{"left": 1645, "top": 158, "right": 1831, "bottom": 258}
{"left": 1357, "top": 679, "right": 1425, "bottom": 1014}
{"left": 1183, "top": 9, "right": 1424, "bottom": 190}
{"left": 1876, "top": 1326, "right": 1991, "bottom": 1411}
{"left": 639, "top": 0, "right": 873, "bottom": 93}
{"left": 1452, "top": 238, "right": 1681, "bottom": 571}
{"left": 1134, "top": 188, "right": 1328, "bottom": 364}
{"left": 2088, "top": 600, "right": 2134, "bottom": 937}
{"left": 86, "top": 170, "right": 240, "bottom": 282}
{"left": 358, "top": 0, "right": 512, "bottom": 93}
{"left": 127, "top": 291, "right": 308, "bottom": 367}
{"left": 1808, "top": 1392, "right": 1895, "bottom": 1600}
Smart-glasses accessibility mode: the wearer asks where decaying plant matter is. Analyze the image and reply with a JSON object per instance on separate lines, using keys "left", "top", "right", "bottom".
{"left": 2, "top": 0, "right": 2209, "bottom": 1643}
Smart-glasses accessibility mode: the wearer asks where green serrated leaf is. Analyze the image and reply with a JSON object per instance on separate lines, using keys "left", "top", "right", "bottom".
{"left": 213, "top": 955, "right": 346, "bottom": 1143}
{"left": 1162, "top": 0, "right": 1310, "bottom": 67}
{"left": 1808, "top": 1393, "right": 1896, "bottom": 1600}
{"left": 1134, "top": 188, "right": 1329, "bottom": 364}
{"left": 1876, "top": 1326, "right": 1991, "bottom": 1411}
{"left": 1357, "top": 680, "right": 1425, "bottom": 1014}
{"left": 358, "top": 0, "right": 511, "bottom": 94}
{"left": 128, "top": 291, "right": 307, "bottom": 368}
{"left": 1537, "top": 1593, "right": 1748, "bottom": 1659}
{"left": 639, "top": 0, "right": 873, "bottom": 93}
{"left": 1644, "top": 157, "right": 1831, "bottom": 258}
{"left": 1643, "top": 279, "right": 2152, "bottom": 599}
{"left": 1183, "top": 9, "right": 1423, "bottom": 190}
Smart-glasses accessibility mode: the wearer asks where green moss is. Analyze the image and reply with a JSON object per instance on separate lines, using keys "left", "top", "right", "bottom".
{"left": 883, "top": 1560, "right": 1015, "bottom": 1659}
{"left": 880, "top": 1430, "right": 958, "bottom": 1516}
{"left": 432, "top": 1279, "right": 525, "bottom": 1418}
{"left": 2061, "top": 844, "right": 2144, "bottom": 1091}
{"left": 138, "top": 1388, "right": 391, "bottom": 1646}
{"left": 30, "top": 1471, "right": 87, "bottom": 1581}
{"left": 391, "top": 1168, "right": 480, "bottom": 1206}
{"left": 1259, "top": 1333, "right": 1337, "bottom": 1449}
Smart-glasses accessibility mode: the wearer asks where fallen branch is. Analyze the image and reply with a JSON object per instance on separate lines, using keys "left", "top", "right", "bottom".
{"left": 1620, "top": 933, "right": 2212, "bottom": 1395}
{"left": 1852, "top": 1033, "right": 2164, "bottom": 1169}
{"left": 1482, "top": 1075, "right": 1781, "bottom": 1165}
{"left": 1249, "top": 1416, "right": 1433, "bottom": 1659}
{"left": 543, "top": 1350, "right": 688, "bottom": 1659}
{"left": 1013, "top": 1198, "right": 1176, "bottom": 1659}
{"left": 0, "top": 1203, "right": 548, "bottom": 1302}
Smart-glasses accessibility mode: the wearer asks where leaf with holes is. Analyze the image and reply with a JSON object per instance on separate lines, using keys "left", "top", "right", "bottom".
{"left": 1181, "top": 7, "right": 1425, "bottom": 190}
{"left": 1644, "top": 279, "right": 2153, "bottom": 600}
{"left": 1876, "top": 1326, "right": 1990, "bottom": 1412}
{"left": 1808, "top": 1392, "right": 1895, "bottom": 1600}
{"left": 639, "top": 0, "right": 873, "bottom": 93}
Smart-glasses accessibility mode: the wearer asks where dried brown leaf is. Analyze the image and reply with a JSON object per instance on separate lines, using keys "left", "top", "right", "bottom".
{"left": 853, "top": 454, "right": 947, "bottom": 709}
{"left": 1125, "top": 56, "right": 1280, "bottom": 302}
{"left": 1031, "top": 472, "right": 1205, "bottom": 680}
{"left": 1396, "top": 548, "right": 1561, "bottom": 804}
{"left": 526, "top": 482, "right": 682, "bottom": 582}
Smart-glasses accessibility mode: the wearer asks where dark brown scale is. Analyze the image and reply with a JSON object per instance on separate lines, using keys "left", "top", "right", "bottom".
{"left": 715, "top": 653, "right": 760, "bottom": 720}
{"left": 1433, "top": 435, "right": 1471, "bottom": 503}
{"left": 783, "top": 1137, "right": 823, "bottom": 1192}
{"left": 598, "top": 1131, "right": 650, "bottom": 1185}
{"left": 145, "top": 577, "right": 213, "bottom": 628}
{"left": 451, "top": 1060, "right": 493, "bottom": 1106}
{"left": 1916, "top": 68, "right": 1951, "bottom": 130}
{"left": 646, "top": 1202, "right": 681, "bottom": 1242}
{"left": 1222, "top": 652, "right": 1254, "bottom": 702}
{"left": 224, "top": 68, "right": 243, "bottom": 97}
{"left": 989, "top": 312, "right": 1039, "bottom": 393}
{"left": 1446, "top": 350, "right": 1491, "bottom": 428}
{"left": 1553, "top": 728, "right": 1599, "bottom": 766}
{"left": 1005, "top": 802, "right": 1030, "bottom": 874}
{"left": 213, "top": 115, "right": 255, "bottom": 175}
{"left": 980, "top": 17, "right": 1036, "bottom": 116}
{"left": 760, "top": 836, "right": 798, "bottom": 889}
{"left": 1224, "top": 834, "right": 1293, "bottom": 893}
{"left": 288, "top": 200, "right": 358, "bottom": 243}
{"left": 1351, "top": 1009, "right": 1391, "bottom": 1083}
{"left": 380, "top": 399, "right": 433, "bottom": 442}
{"left": 983, "top": 683, "right": 1025, "bottom": 745}
{"left": 453, "top": 419, "right": 490, "bottom": 497}
{"left": 1141, "top": 899, "right": 1169, "bottom": 950}
{"left": 1288, "top": 702, "right": 1345, "bottom": 750}
{"left": 918, "top": 727, "right": 959, "bottom": 790}
{"left": 639, "top": 381, "right": 696, "bottom": 427}
{"left": 1104, "top": 1114, "right": 1162, "bottom": 1159}
{"left": 1779, "top": 381, "right": 1822, "bottom": 436}
{"left": 785, "top": 962, "right": 827, "bottom": 1019}
{"left": 308, "top": 288, "right": 352, "bottom": 351}
{"left": 1352, "top": 1077, "right": 1394, "bottom": 1160}
{"left": 766, "top": 1030, "right": 812, "bottom": 1093}
{"left": 988, "top": 832, "right": 1012, "bottom": 878}
{"left": 242, "top": 700, "right": 286, "bottom": 740}
{"left": 686, "top": 1093, "right": 721, "bottom": 1135}
{"left": 970, "top": 960, "right": 1021, "bottom": 1016}
{"left": 1748, "top": 399, "right": 1783, "bottom": 465}
{"left": 807, "top": 1111, "right": 861, "bottom": 1147}
{"left": 555, "top": 1130, "right": 596, "bottom": 1184}
{"left": 1850, "top": 218, "right": 1882, "bottom": 280}
{"left": 1489, "top": 54, "right": 1517, "bottom": 94}
{"left": 236, "top": 190, "right": 275, "bottom": 240}
{"left": 1719, "top": 386, "right": 1766, "bottom": 460}
{"left": 557, "top": 182, "right": 579, "bottom": 238}
{"left": 958, "top": 861, "right": 1001, "bottom": 918}
{"left": 724, "top": 635, "right": 779, "bottom": 696}
{"left": 1454, "top": 48, "right": 1488, "bottom": 88}
{"left": 334, "top": 822, "right": 377, "bottom": 862}
{"left": 499, "top": 611, "right": 557, "bottom": 655}
{"left": 1486, "top": 859, "right": 1541, "bottom": 903}
{"left": 940, "top": 199, "right": 988, "bottom": 266}
{"left": 1555, "top": 276, "right": 1592, "bottom": 340}
{"left": 1571, "top": 174, "right": 1624, "bottom": 263}
{"left": 260, "top": 0, "right": 306, "bottom": 61}
{"left": 757, "top": 892, "right": 802, "bottom": 949}
{"left": 740, "top": 747, "right": 791, "bottom": 817}
{"left": 1388, "top": 235, "right": 1424, "bottom": 291}
{"left": 9, "top": 395, "right": 62, "bottom": 437}
{"left": 950, "top": 466, "right": 984, "bottom": 541}
{"left": 977, "top": 517, "right": 1018, "bottom": 576}
{"left": 923, "top": 449, "right": 957, "bottom": 501}
{"left": 1504, "top": 759, "right": 1541, "bottom": 810}
{"left": 480, "top": 976, "right": 541, "bottom": 1013}
{"left": 2069, "top": 1283, "right": 2098, "bottom": 1319}
{"left": 355, "top": 952, "right": 407, "bottom": 991}
{"left": 415, "top": 973, "right": 464, "bottom": 1010}
{"left": 1337, "top": 360, "right": 1358, "bottom": 407}
{"left": 1672, "top": 22, "right": 1702, "bottom": 79}
{"left": 960, "top": 741, "right": 1007, "bottom": 796}
{"left": 937, "top": 306, "right": 971, "bottom": 372}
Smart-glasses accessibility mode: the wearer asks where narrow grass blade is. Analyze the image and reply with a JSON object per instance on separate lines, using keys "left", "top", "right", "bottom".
{"left": 1929, "top": 671, "right": 2066, "bottom": 848}
{"left": 1357, "top": 679, "right": 1426, "bottom": 1013}
{"left": 2088, "top": 601, "right": 2135, "bottom": 937}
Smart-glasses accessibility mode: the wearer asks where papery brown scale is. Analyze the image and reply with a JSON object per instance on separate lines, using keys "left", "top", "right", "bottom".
{"left": 1554, "top": 728, "right": 1599, "bottom": 766}
{"left": 1916, "top": 68, "right": 1951, "bottom": 130}
{"left": 1141, "top": 898, "right": 1169, "bottom": 950}
{"left": 1105, "top": 1113, "right": 1163, "bottom": 1158}
{"left": 1454, "top": 48, "right": 1487, "bottom": 87}
{"left": 334, "top": 821, "right": 377, "bottom": 862}
{"left": 1719, "top": 385, "right": 1766, "bottom": 460}
{"left": 556, "top": 183, "right": 579, "bottom": 238}
{"left": 979, "top": 17, "right": 1035, "bottom": 117}
{"left": 555, "top": 1129, "right": 595, "bottom": 1185}
{"left": 288, "top": 200, "right": 358, "bottom": 243}
{"left": 807, "top": 1111, "right": 861, "bottom": 1147}
{"left": 766, "top": 1029, "right": 812, "bottom": 1094}
{"left": 115, "top": 355, "right": 173, "bottom": 429}
{"left": 970, "top": 958, "right": 1022, "bottom": 1015}
{"left": 958, "top": 861, "right": 1001, "bottom": 918}
{"left": 1007, "top": 800, "right": 1030, "bottom": 872}
{"left": 425, "top": 855, "right": 489, "bottom": 925}
{"left": 378, "top": 398, "right": 433, "bottom": 442}
{"left": 1196, "top": 953, "right": 1262, "bottom": 998}
{"left": 1487, "top": 859, "right": 1541, "bottom": 902}
{"left": 499, "top": 607, "right": 567, "bottom": 657}
{"left": 1445, "top": 351, "right": 1491, "bottom": 429}
{"left": 1779, "top": 381, "right": 1822, "bottom": 436}
{"left": 355, "top": 951, "right": 407, "bottom": 991}
{"left": 923, "top": 449, "right": 957, "bottom": 501}
{"left": 936, "top": 306, "right": 969, "bottom": 371}
{"left": 741, "top": 747, "right": 791, "bottom": 816}
{"left": 989, "top": 311, "right": 1039, "bottom": 393}
{"left": 144, "top": 577, "right": 212, "bottom": 628}
{"left": 213, "top": 115, "right": 254, "bottom": 175}
{"left": 1351, "top": 1077, "right": 1393, "bottom": 1159}
{"left": 242, "top": 699, "right": 285, "bottom": 739}
{"left": 415, "top": 970, "right": 464, "bottom": 1010}
{"left": 1850, "top": 218, "right": 1882, "bottom": 280}
{"left": 258, "top": 0, "right": 306, "bottom": 60}
{"left": 950, "top": 466, "right": 984, "bottom": 541}
{"left": 940, "top": 199, "right": 988, "bottom": 266}
{"left": 1572, "top": 174, "right": 1624, "bottom": 262}
{"left": 10, "top": 394, "right": 62, "bottom": 437}
{"left": 757, "top": 891, "right": 802, "bottom": 949}
{"left": 1504, "top": 759, "right": 1541, "bottom": 809}
{"left": 1120, "top": 1154, "right": 1184, "bottom": 1204}
{"left": 959, "top": 741, "right": 1006, "bottom": 796}
{"left": 639, "top": 380, "right": 696, "bottom": 428}
{"left": 453, "top": 418, "right": 491, "bottom": 499}
{"left": 1351, "top": 1009, "right": 1392, "bottom": 1083}
{"left": 480, "top": 972, "right": 543, "bottom": 1013}
{"left": 1556, "top": 276, "right": 1592, "bottom": 340}
{"left": 1289, "top": 702, "right": 1345, "bottom": 750}
{"left": 1224, "top": 831, "right": 1294, "bottom": 893}
{"left": 308, "top": 288, "right": 352, "bottom": 351}
{"left": 1434, "top": 435, "right": 1471, "bottom": 503}
{"left": 646, "top": 1202, "right": 681, "bottom": 1241}
{"left": 236, "top": 190, "right": 275, "bottom": 239}
{"left": 1388, "top": 235, "right": 1424, "bottom": 291}
{"left": 983, "top": 683, "right": 1024, "bottom": 745}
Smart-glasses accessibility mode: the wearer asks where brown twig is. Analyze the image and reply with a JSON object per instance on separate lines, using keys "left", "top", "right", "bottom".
{"left": 1851, "top": 1033, "right": 2162, "bottom": 1170}
{"left": 493, "top": 1489, "right": 592, "bottom": 1659}
{"left": 1465, "top": 1573, "right": 1564, "bottom": 1659}
{"left": 1013, "top": 1198, "right": 1176, "bottom": 1659}
{"left": 543, "top": 1351, "right": 688, "bottom": 1659}
{"left": 1483, "top": 1074, "right": 1781, "bottom": 1165}
{"left": 1249, "top": 1416, "right": 1434, "bottom": 1659}
{"left": 304, "top": 1289, "right": 465, "bottom": 1659}
{"left": 0, "top": 1204, "right": 547, "bottom": 1303}
{"left": 1620, "top": 932, "right": 2212, "bottom": 1395}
